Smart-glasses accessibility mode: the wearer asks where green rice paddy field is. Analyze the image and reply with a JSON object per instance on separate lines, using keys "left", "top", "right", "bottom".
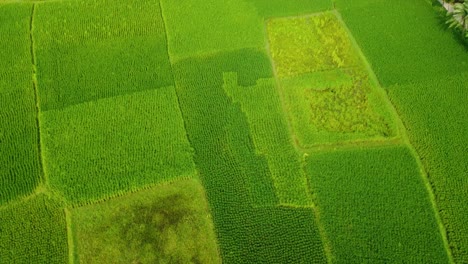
{"left": 1, "top": 0, "right": 467, "bottom": 263}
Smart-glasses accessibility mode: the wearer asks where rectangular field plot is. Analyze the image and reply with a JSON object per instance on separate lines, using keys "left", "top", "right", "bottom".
{"left": 267, "top": 13, "right": 361, "bottom": 78}
{"left": 0, "top": 2, "right": 33, "bottom": 91}
{"left": 335, "top": 0, "right": 468, "bottom": 86}
{"left": 247, "top": 0, "right": 332, "bottom": 18}
{"left": 173, "top": 48, "right": 278, "bottom": 207}
{"left": 223, "top": 73, "right": 311, "bottom": 206}
{"left": 305, "top": 146, "right": 449, "bottom": 263}
{"left": 0, "top": 89, "right": 41, "bottom": 204}
{"left": 0, "top": 3, "right": 41, "bottom": 205}
{"left": 160, "top": 0, "right": 265, "bottom": 61}
{"left": 71, "top": 179, "right": 221, "bottom": 264}
{"left": 40, "top": 87, "right": 196, "bottom": 205}
{"left": 387, "top": 74, "right": 468, "bottom": 262}
{"left": 33, "top": 0, "right": 173, "bottom": 111}
{"left": 280, "top": 68, "right": 398, "bottom": 146}
{"left": 267, "top": 12, "right": 399, "bottom": 147}
{"left": 0, "top": 194, "right": 68, "bottom": 264}
{"left": 173, "top": 50, "right": 327, "bottom": 262}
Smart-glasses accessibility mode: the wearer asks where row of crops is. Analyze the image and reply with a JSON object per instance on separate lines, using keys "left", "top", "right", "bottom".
{"left": 1, "top": 0, "right": 466, "bottom": 262}
{"left": 265, "top": 11, "right": 451, "bottom": 263}
{"left": 0, "top": 3, "right": 42, "bottom": 205}
{"left": 304, "top": 146, "right": 449, "bottom": 263}
{"left": 172, "top": 47, "right": 327, "bottom": 262}
{"left": 1, "top": 0, "right": 204, "bottom": 261}
{"left": 335, "top": 0, "right": 468, "bottom": 261}
{"left": 0, "top": 195, "right": 69, "bottom": 263}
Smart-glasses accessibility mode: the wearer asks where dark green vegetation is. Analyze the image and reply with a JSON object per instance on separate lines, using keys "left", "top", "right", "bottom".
{"left": 223, "top": 74, "right": 311, "bottom": 205}
{"left": 1, "top": 0, "right": 466, "bottom": 262}
{"left": 336, "top": 0, "right": 468, "bottom": 261}
{"left": 445, "top": 1, "right": 468, "bottom": 42}
{"left": 305, "top": 146, "right": 449, "bottom": 263}
{"left": 34, "top": 0, "right": 173, "bottom": 111}
{"left": 0, "top": 194, "right": 68, "bottom": 263}
{"left": 173, "top": 48, "right": 327, "bottom": 262}
{"left": 71, "top": 179, "right": 221, "bottom": 264}
{"left": 335, "top": 0, "right": 467, "bottom": 86}
{"left": 0, "top": 3, "right": 41, "bottom": 204}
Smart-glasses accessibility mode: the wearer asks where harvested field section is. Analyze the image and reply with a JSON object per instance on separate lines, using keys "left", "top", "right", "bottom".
{"left": 267, "top": 13, "right": 398, "bottom": 147}
{"left": 223, "top": 73, "right": 311, "bottom": 205}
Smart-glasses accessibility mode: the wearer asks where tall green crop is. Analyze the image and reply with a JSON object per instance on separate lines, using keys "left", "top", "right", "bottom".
{"left": 34, "top": 0, "right": 173, "bottom": 111}
{"left": 0, "top": 3, "right": 41, "bottom": 205}
{"left": 305, "top": 146, "right": 450, "bottom": 263}
{"left": 0, "top": 194, "right": 68, "bottom": 263}
{"left": 40, "top": 87, "right": 196, "bottom": 205}
{"left": 223, "top": 73, "right": 312, "bottom": 206}
{"left": 173, "top": 48, "right": 327, "bottom": 263}
{"left": 160, "top": 0, "right": 265, "bottom": 61}
{"left": 335, "top": 0, "right": 468, "bottom": 261}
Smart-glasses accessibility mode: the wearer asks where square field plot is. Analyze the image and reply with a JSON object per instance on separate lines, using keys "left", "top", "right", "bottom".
{"left": 40, "top": 87, "right": 196, "bottom": 205}
{"left": 266, "top": 12, "right": 399, "bottom": 147}
{"left": 305, "top": 146, "right": 450, "bottom": 263}
{"left": 70, "top": 179, "right": 221, "bottom": 264}
{"left": 0, "top": 195, "right": 68, "bottom": 263}
{"left": 160, "top": 0, "right": 265, "bottom": 61}
{"left": 33, "top": 0, "right": 173, "bottom": 111}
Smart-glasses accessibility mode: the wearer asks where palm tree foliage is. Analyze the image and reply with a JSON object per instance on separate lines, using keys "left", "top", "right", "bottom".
{"left": 446, "top": 1, "right": 468, "bottom": 39}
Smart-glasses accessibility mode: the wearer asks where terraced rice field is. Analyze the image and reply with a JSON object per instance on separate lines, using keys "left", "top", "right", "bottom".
{"left": 1, "top": 0, "right": 467, "bottom": 263}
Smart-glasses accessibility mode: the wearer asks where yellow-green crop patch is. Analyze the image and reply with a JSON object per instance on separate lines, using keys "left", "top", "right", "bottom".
{"left": 247, "top": 0, "right": 332, "bottom": 18}
{"left": 267, "top": 13, "right": 361, "bottom": 78}
{"left": 40, "top": 87, "right": 196, "bottom": 205}
{"left": 70, "top": 179, "right": 221, "bottom": 264}
{"left": 267, "top": 12, "right": 398, "bottom": 147}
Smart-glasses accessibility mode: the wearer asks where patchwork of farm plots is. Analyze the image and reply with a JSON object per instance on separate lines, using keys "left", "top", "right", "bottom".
{"left": 1, "top": 0, "right": 467, "bottom": 263}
